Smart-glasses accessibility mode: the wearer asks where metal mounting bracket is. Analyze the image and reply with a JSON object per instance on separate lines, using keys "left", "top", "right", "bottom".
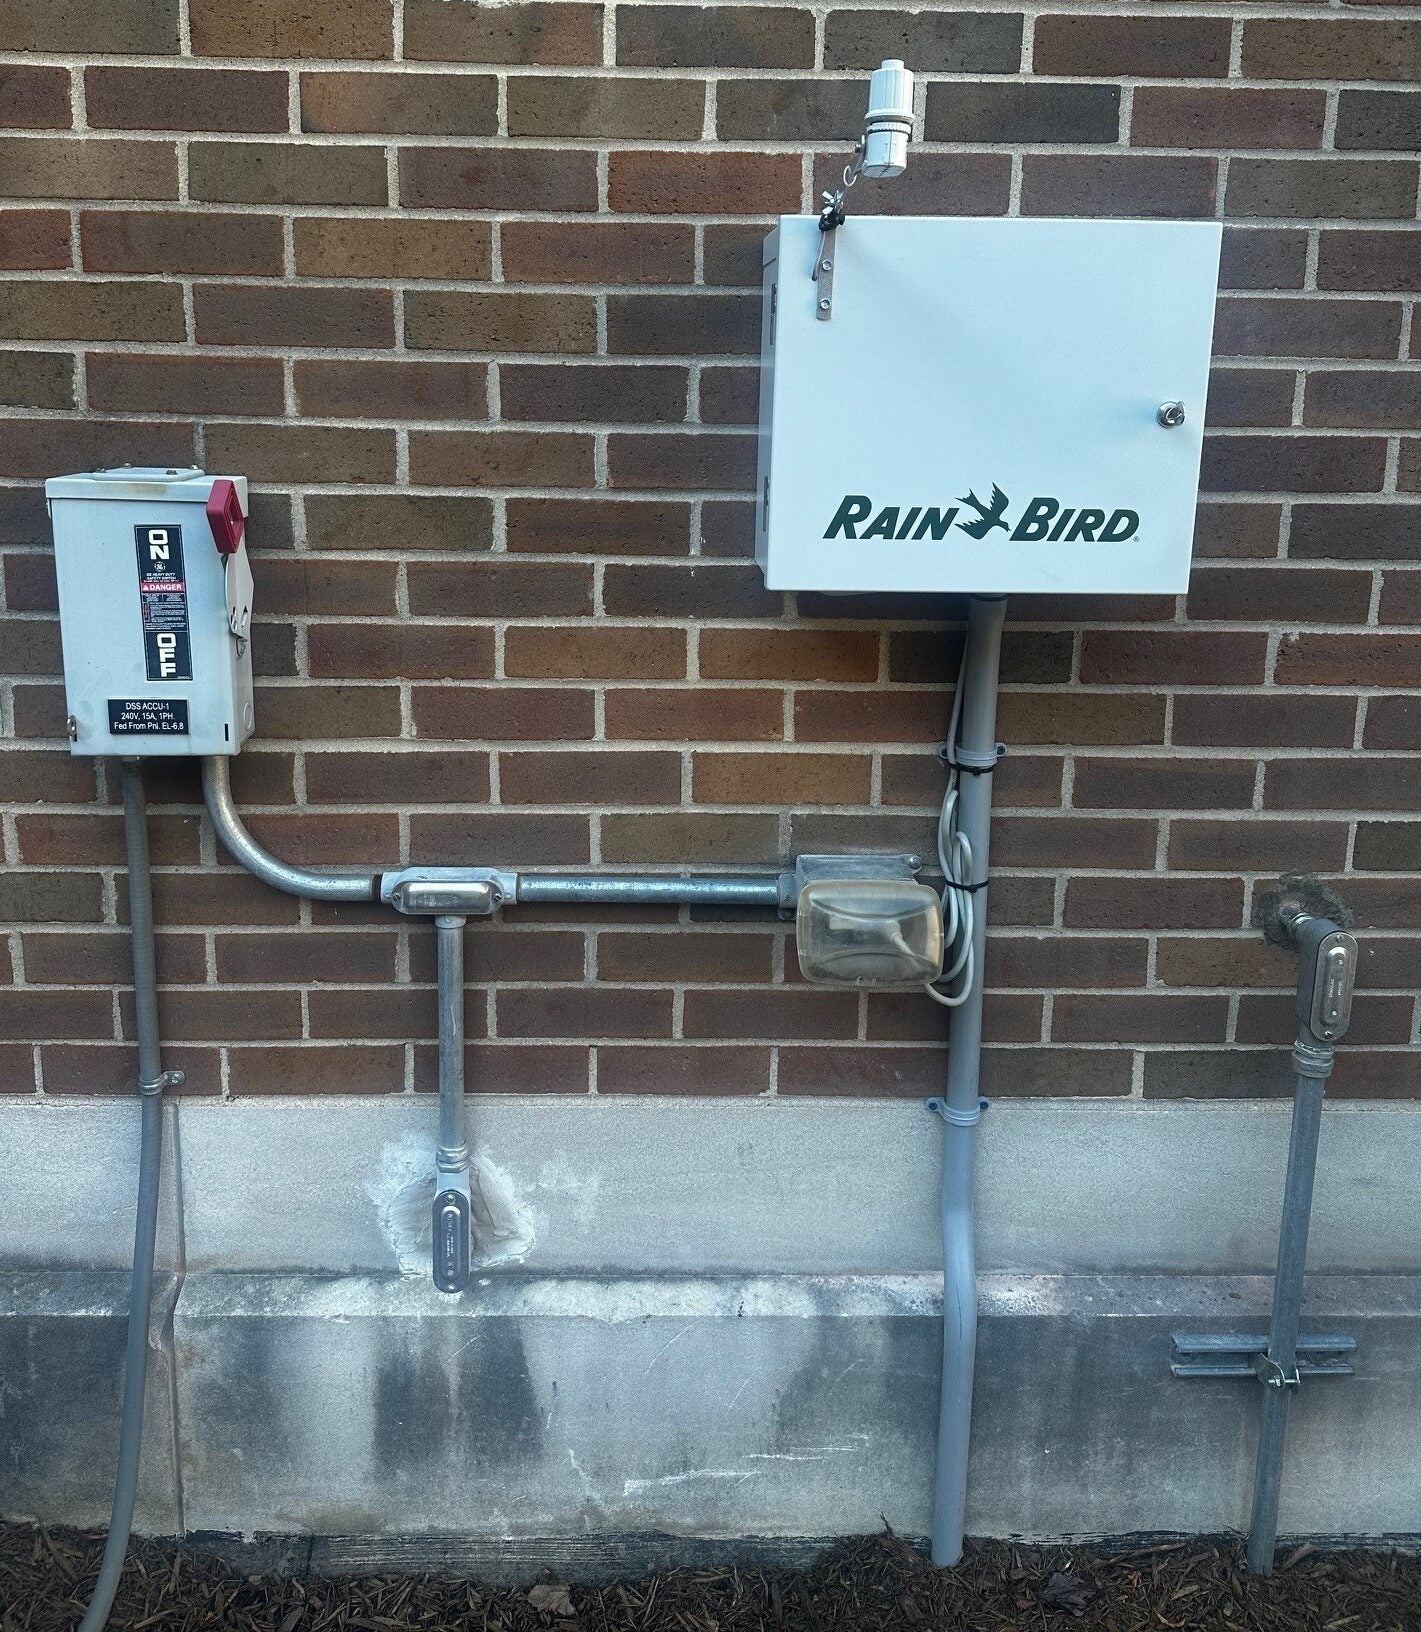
{"left": 1170, "top": 1331, "right": 1356, "bottom": 1382}
{"left": 380, "top": 866, "right": 518, "bottom": 917}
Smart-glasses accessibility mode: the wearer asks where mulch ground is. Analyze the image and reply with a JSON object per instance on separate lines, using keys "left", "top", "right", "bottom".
{"left": 3, "top": 1524, "right": 1418, "bottom": 1632}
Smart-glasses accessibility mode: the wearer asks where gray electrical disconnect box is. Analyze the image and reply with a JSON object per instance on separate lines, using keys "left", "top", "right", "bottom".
{"left": 46, "top": 467, "right": 255, "bottom": 757}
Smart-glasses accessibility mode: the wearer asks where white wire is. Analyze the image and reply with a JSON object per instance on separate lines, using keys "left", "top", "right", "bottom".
{"left": 923, "top": 646, "right": 977, "bottom": 1009}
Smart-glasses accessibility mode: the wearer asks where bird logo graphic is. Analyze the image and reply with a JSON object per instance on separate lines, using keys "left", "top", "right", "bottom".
{"left": 956, "top": 484, "right": 1009, "bottom": 540}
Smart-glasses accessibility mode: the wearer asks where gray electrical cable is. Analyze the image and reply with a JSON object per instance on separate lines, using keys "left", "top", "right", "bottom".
{"left": 78, "top": 761, "right": 175, "bottom": 1632}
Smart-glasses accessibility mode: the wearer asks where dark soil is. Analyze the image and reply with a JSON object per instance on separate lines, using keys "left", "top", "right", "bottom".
{"left": 3, "top": 1524, "right": 1418, "bottom": 1632}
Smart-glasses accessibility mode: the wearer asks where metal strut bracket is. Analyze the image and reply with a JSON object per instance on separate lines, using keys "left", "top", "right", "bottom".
{"left": 1170, "top": 1331, "right": 1356, "bottom": 1381}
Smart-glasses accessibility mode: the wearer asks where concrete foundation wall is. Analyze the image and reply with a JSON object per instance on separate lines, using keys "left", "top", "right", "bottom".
{"left": 3, "top": 1096, "right": 1420, "bottom": 1553}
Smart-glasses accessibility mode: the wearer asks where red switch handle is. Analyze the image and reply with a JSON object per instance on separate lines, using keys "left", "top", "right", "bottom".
{"left": 207, "top": 478, "right": 245, "bottom": 555}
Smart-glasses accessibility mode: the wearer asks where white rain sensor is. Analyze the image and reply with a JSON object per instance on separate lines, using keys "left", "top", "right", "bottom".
{"left": 860, "top": 59, "right": 915, "bottom": 179}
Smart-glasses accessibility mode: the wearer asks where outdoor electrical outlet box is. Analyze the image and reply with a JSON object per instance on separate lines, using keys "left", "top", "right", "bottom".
{"left": 756, "top": 216, "right": 1221, "bottom": 595}
{"left": 46, "top": 467, "right": 255, "bottom": 757}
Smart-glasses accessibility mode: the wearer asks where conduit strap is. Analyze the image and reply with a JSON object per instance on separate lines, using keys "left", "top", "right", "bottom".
{"left": 927, "top": 1095, "right": 989, "bottom": 1127}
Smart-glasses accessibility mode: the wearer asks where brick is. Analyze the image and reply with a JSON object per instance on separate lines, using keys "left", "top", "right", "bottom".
{"left": 717, "top": 79, "right": 862, "bottom": 142}
{"left": 926, "top": 82, "right": 1118, "bottom": 145}
{"left": 699, "top": 365, "right": 757, "bottom": 427}
{"left": 190, "top": 141, "right": 386, "bottom": 207}
{"left": 1305, "top": 370, "right": 1421, "bottom": 430}
{"left": 1220, "top": 229, "right": 1308, "bottom": 293}
{"left": 597, "top": 930, "right": 773, "bottom": 984}
{"left": 685, "top": 987, "right": 853, "bottom": 1041}
{"left": 306, "top": 493, "right": 493, "bottom": 553}
{"left": 1336, "top": 91, "right": 1421, "bottom": 153}
{"left": 0, "top": 0, "right": 178, "bottom": 52}
{"left": 1064, "top": 875, "right": 1243, "bottom": 932}
{"left": 0, "top": 65, "right": 70, "bottom": 128}
{"left": 409, "top": 429, "right": 593, "bottom": 489}
{"left": 1205, "top": 368, "right": 1295, "bottom": 429}
{"left": 0, "top": 747, "right": 93, "bottom": 803}
{"left": 1405, "top": 441, "right": 1421, "bottom": 489}
{"left": 1214, "top": 297, "right": 1401, "bottom": 361}
{"left": 1022, "top": 155, "right": 1216, "bottom": 219}
{"left": 1053, "top": 993, "right": 1227, "bottom": 1045}
{"left": 308, "top": 623, "right": 493, "bottom": 681}
{"left": 1268, "top": 755, "right": 1421, "bottom": 812}
{"left": 1194, "top": 503, "right": 1281, "bottom": 561}
{"left": 3, "top": 552, "right": 58, "bottom": 611}
{"left": 254, "top": 558, "right": 397, "bottom": 618}
{"left": 607, "top": 293, "right": 758, "bottom": 358}
{"left": 891, "top": 629, "right": 1072, "bottom": 687}
{"left": 700, "top": 628, "right": 878, "bottom": 682}
{"left": 865, "top": 990, "right": 1043, "bottom": 1045}
{"left": 86, "top": 67, "right": 287, "bottom": 132}
{"left": 501, "top": 220, "right": 694, "bottom": 286}
{"left": 1187, "top": 564, "right": 1373, "bottom": 623}
{"left": 510, "top": 76, "right": 703, "bottom": 139}
{"left": 795, "top": 687, "right": 947, "bottom": 745}
{"left": 18, "top": 809, "right": 202, "bottom": 868}
{"left": 255, "top": 684, "right": 401, "bottom": 740}
{"left": 1156, "top": 936, "right": 1312, "bottom": 992}
{"left": 1072, "top": 757, "right": 1255, "bottom": 812}
{"left": 42, "top": 1044, "right": 218, "bottom": 1097}
{"left": 309, "top": 749, "right": 493, "bottom": 808}
{"left": 82, "top": 209, "right": 282, "bottom": 276}
{"left": 501, "top": 749, "right": 680, "bottom": 806}
{"left": 227, "top": 1045, "right": 405, "bottom": 1095}
{"left": 703, "top": 224, "right": 773, "bottom": 289}
{"left": 190, "top": 0, "right": 392, "bottom": 58}
{"left": 413, "top": 809, "right": 591, "bottom": 867}
{"left": 1131, "top": 89, "right": 1325, "bottom": 152}
{"left": 1242, "top": 20, "right": 1421, "bottom": 83}
{"left": 700, "top": 499, "right": 755, "bottom": 558}
{"left": 0, "top": 615, "right": 61, "bottom": 672}
{"left": 603, "top": 562, "right": 777, "bottom": 620}
{"left": 604, "top": 811, "right": 778, "bottom": 865}
{"left": 605, "top": 688, "right": 783, "bottom": 742}
{"left": 620, "top": 6, "right": 811, "bottom": 68}
{"left": 434, "top": 929, "right": 585, "bottom": 984}
{"left": 204, "top": 423, "right": 396, "bottom": 485}
{"left": 1167, "top": 818, "right": 1349, "bottom": 873}
{"left": 216, "top": 929, "right": 397, "bottom": 984}
{"left": 1238, "top": 993, "right": 1413, "bottom": 1049}
{"left": 401, "top": 147, "right": 596, "bottom": 212}
{"left": 0, "top": 420, "right": 193, "bottom": 481}
{"left": 597, "top": 1045, "right": 770, "bottom": 1096}
{"left": 784, "top": 1044, "right": 1134, "bottom": 1099}
{"left": 610, "top": 150, "right": 799, "bottom": 215}
{"left": 413, "top": 1042, "right": 590, "bottom": 1096}
{"left": 405, "top": 0, "right": 601, "bottom": 64}
{"left": 1081, "top": 631, "right": 1266, "bottom": 686}
{"left": 1227, "top": 158, "right": 1418, "bottom": 222}
{"left": 194, "top": 285, "right": 394, "bottom": 348}
{"left": 506, "top": 498, "right": 689, "bottom": 557}
{"left": 12, "top": 681, "right": 77, "bottom": 737}
{"left": 1202, "top": 436, "right": 1386, "bottom": 495}
{"left": 500, "top": 363, "right": 687, "bottom": 425}
{"left": 788, "top": 809, "right": 932, "bottom": 858}
{"left": 1365, "top": 696, "right": 1421, "bottom": 750}
{"left": 413, "top": 684, "right": 595, "bottom": 743}
{"left": 0, "top": 354, "right": 75, "bottom": 411}
{"left": 1317, "top": 231, "right": 1421, "bottom": 293}
{"left": 882, "top": 751, "right": 1062, "bottom": 812}
{"left": 294, "top": 359, "right": 487, "bottom": 421}
{"left": 1354, "top": 823, "right": 1421, "bottom": 872}
{"left": 240, "top": 810, "right": 397, "bottom": 869}
{"left": 0, "top": 138, "right": 176, "bottom": 201}
{"left": 1035, "top": 14, "right": 1230, "bottom": 78}
{"left": 826, "top": 9, "right": 1021, "bottom": 72}
{"left": 1275, "top": 633, "right": 1421, "bottom": 687}
{"left": 23, "top": 929, "right": 204, "bottom": 986}
{"left": 86, "top": 354, "right": 283, "bottom": 417}
{"left": 1381, "top": 570, "right": 1421, "bottom": 625}
{"left": 1290, "top": 502, "right": 1421, "bottom": 561}
{"left": 695, "top": 750, "right": 870, "bottom": 806}
{"left": 608, "top": 432, "right": 757, "bottom": 492}
{"left": 0, "top": 870, "right": 102, "bottom": 924}
{"left": 301, "top": 71, "right": 496, "bottom": 136}
{"left": 0, "top": 989, "right": 113, "bottom": 1041}
{"left": 294, "top": 217, "right": 490, "bottom": 281}
{"left": 505, "top": 626, "right": 685, "bottom": 681}
{"left": 410, "top": 561, "right": 589, "bottom": 622}
{"left": 1141, "top": 1048, "right": 1409, "bottom": 1101}
{"left": 309, "top": 984, "right": 485, "bottom": 1041}
{"left": 993, "top": 815, "right": 1158, "bottom": 871}
{"left": 500, "top": 986, "right": 671, "bottom": 1041}
{"left": 406, "top": 290, "right": 595, "bottom": 353}
{"left": 0, "top": 209, "right": 70, "bottom": 271}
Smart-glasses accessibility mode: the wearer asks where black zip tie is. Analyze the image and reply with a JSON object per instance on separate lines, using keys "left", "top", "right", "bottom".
{"left": 945, "top": 877, "right": 990, "bottom": 894}
{"left": 938, "top": 742, "right": 1006, "bottom": 774}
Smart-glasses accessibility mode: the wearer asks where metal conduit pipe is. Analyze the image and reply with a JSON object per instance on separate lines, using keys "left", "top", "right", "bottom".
{"left": 928, "top": 594, "right": 1007, "bottom": 1569}
{"left": 79, "top": 761, "right": 182, "bottom": 1632}
{"left": 201, "top": 756, "right": 377, "bottom": 902}
{"left": 432, "top": 915, "right": 473, "bottom": 1295}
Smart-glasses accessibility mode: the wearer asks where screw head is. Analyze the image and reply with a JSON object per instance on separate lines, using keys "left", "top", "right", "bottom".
{"left": 818, "top": 297, "right": 831, "bottom": 311}
{"left": 1157, "top": 400, "right": 1186, "bottom": 428}
{"left": 820, "top": 259, "right": 833, "bottom": 273}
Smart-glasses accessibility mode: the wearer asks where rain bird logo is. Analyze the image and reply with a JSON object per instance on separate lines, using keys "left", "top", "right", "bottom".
{"left": 823, "top": 489, "right": 1141, "bottom": 546}
{"left": 957, "top": 485, "right": 1009, "bottom": 540}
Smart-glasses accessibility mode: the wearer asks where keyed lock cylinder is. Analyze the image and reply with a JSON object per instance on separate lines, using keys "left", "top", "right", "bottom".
{"left": 46, "top": 467, "right": 255, "bottom": 757}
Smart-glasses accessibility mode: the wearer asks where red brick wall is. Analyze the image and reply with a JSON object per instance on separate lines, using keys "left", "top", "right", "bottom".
{"left": 0, "top": 1, "right": 1417, "bottom": 1103}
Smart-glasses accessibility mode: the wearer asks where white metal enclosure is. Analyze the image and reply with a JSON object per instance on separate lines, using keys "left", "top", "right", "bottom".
{"left": 756, "top": 215, "right": 1222, "bottom": 596}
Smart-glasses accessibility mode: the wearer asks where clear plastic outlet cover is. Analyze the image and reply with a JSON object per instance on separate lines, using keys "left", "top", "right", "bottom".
{"left": 796, "top": 877, "right": 945, "bottom": 986}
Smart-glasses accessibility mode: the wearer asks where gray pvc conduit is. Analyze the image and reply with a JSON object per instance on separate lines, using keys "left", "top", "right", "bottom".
{"left": 79, "top": 761, "right": 178, "bottom": 1632}
{"left": 930, "top": 595, "right": 1006, "bottom": 1569}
